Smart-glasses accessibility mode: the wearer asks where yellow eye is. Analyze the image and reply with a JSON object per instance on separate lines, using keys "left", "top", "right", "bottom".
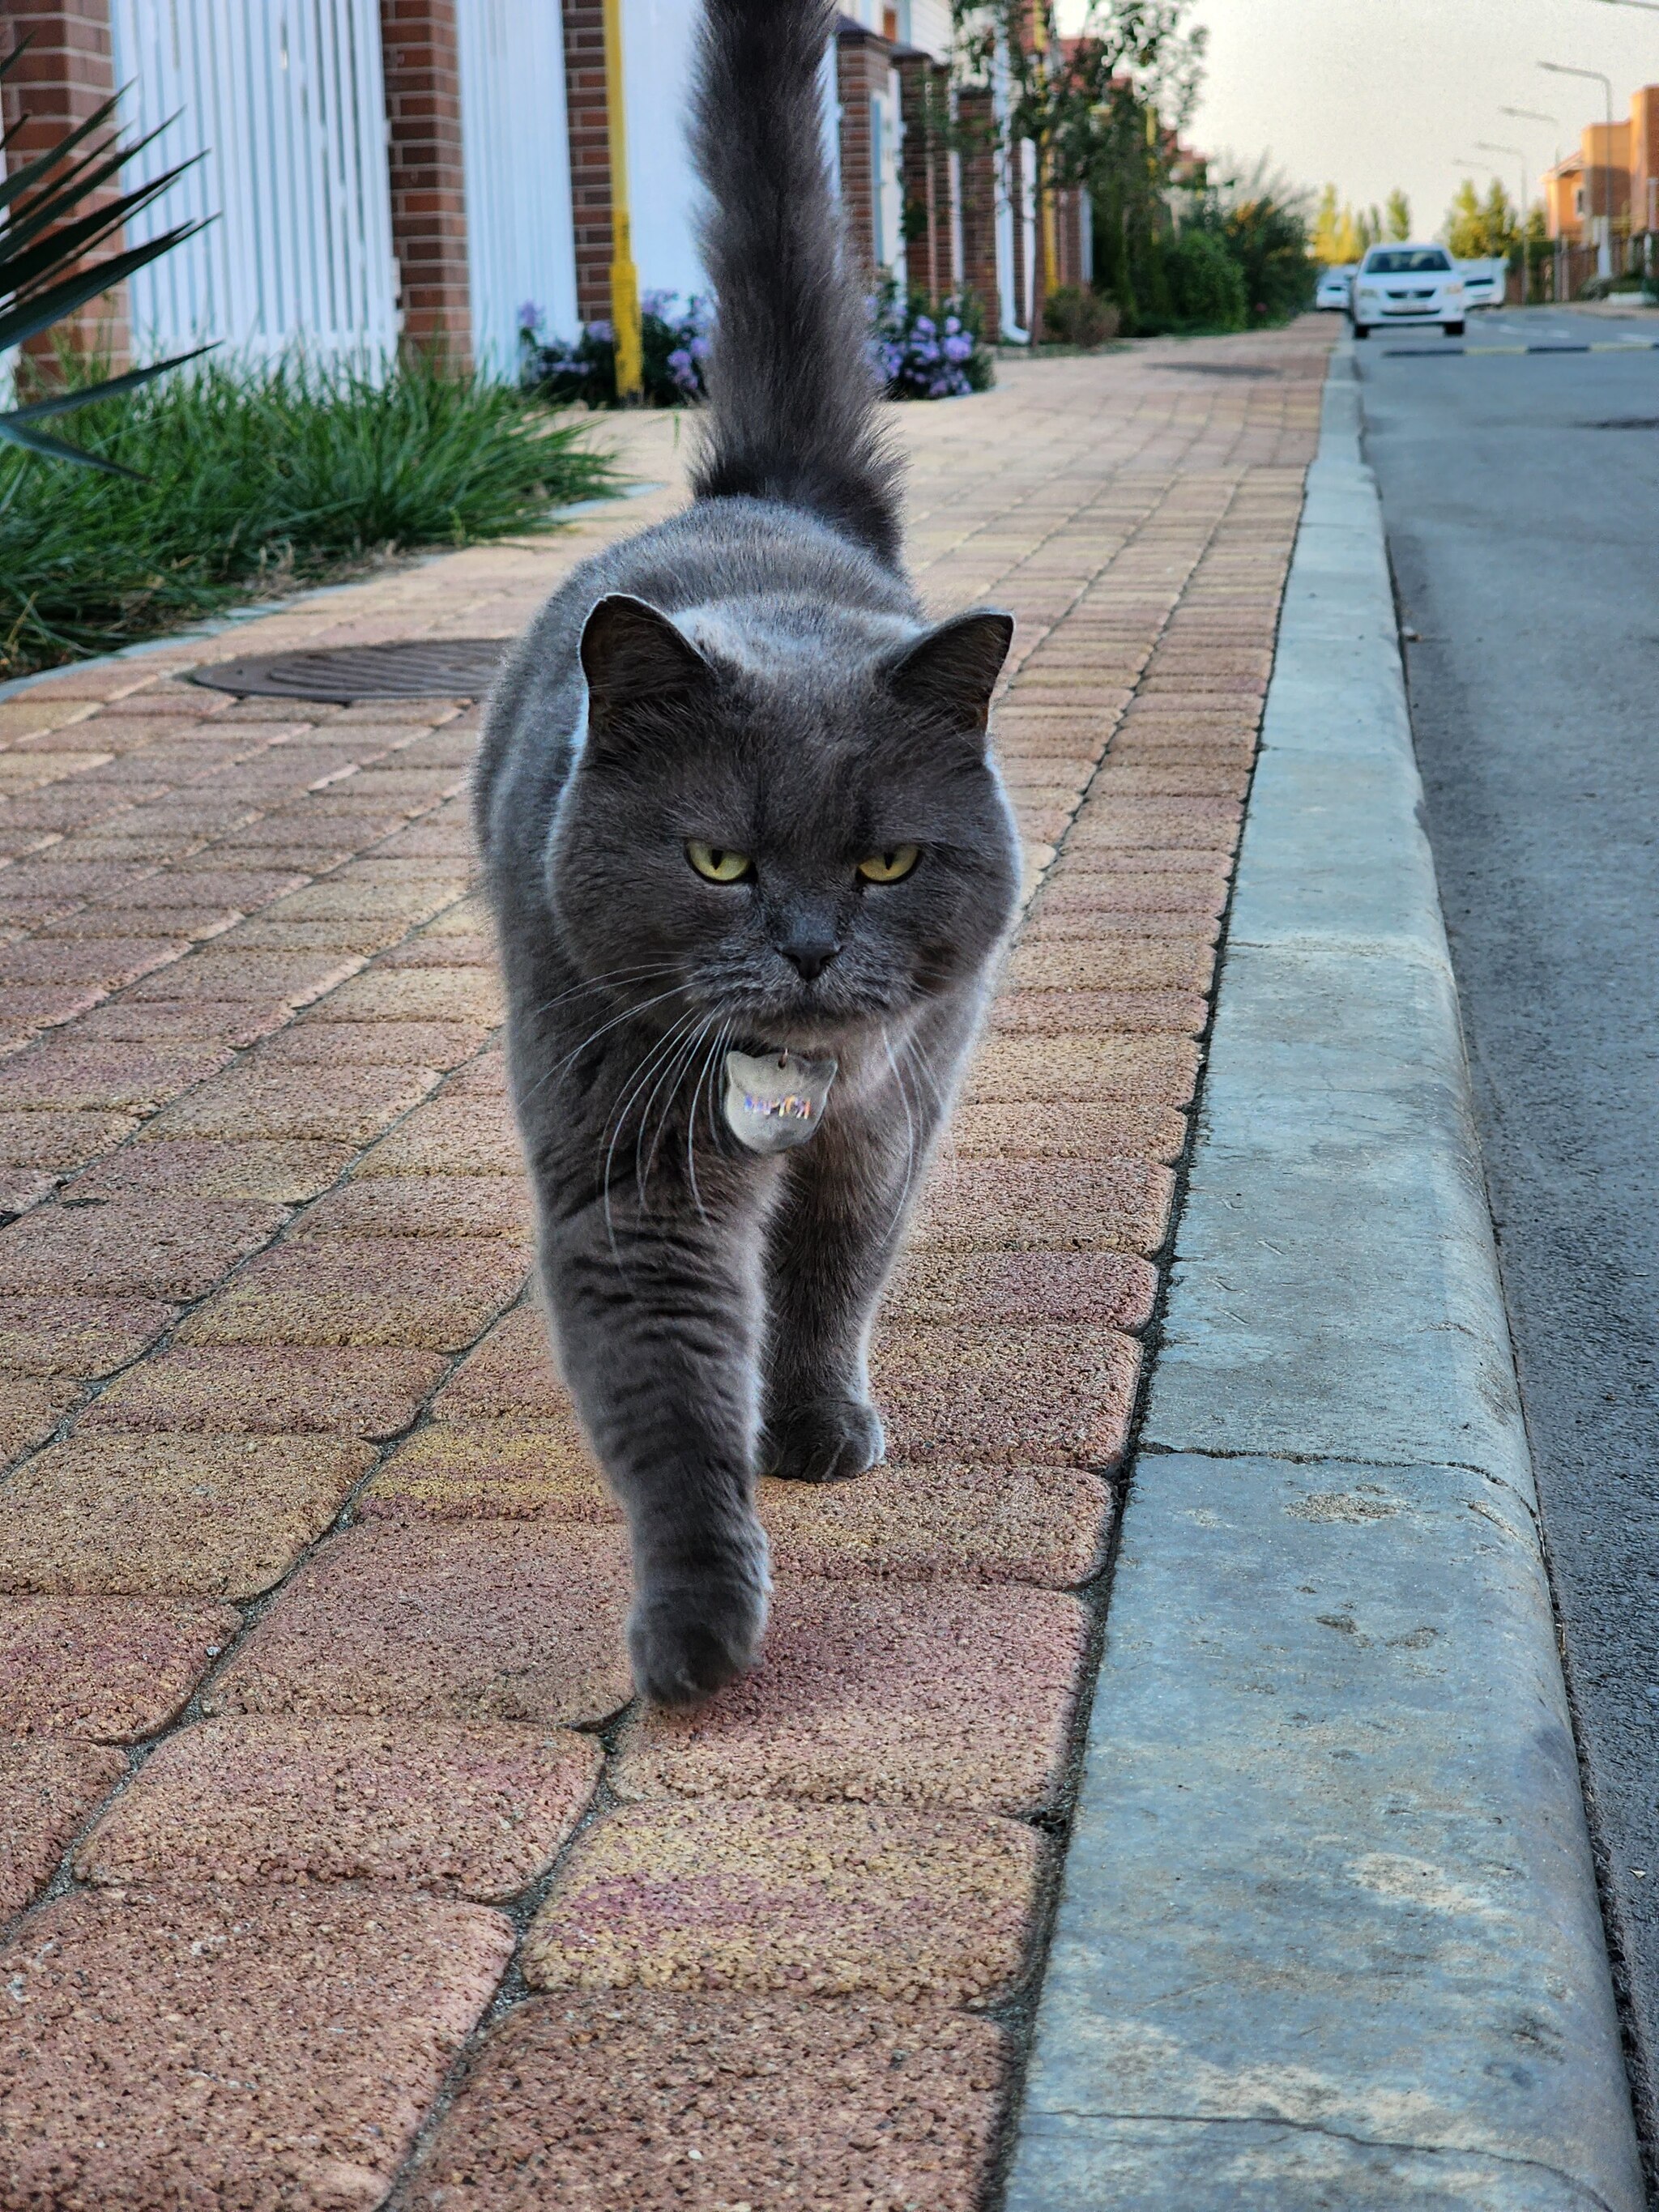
{"left": 857, "top": 844, "right": 919, "bottom": 884}
{"left": 687, "top": 840, "right": 753, "bottom": 884}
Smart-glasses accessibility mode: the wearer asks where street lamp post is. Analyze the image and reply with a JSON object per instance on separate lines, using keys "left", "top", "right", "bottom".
{"left": 1540, "top": 59, "right": 1616, "bottom": 279}
{"left": 1500, "top": 108, "right": 1561, "bottom": 303}
{"left": 1478, "top": 142, "right": 1530, "bottom": 301}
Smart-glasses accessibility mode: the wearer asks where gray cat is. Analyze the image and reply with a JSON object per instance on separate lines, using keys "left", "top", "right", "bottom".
{"left": 475, "top": 0, "right": 1019, "bottom": 1704}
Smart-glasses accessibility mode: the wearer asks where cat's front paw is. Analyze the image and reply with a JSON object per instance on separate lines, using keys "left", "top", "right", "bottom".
{"left": 761, "top": 1397, "right": 885, "bottom": 1485}
{"left": 629, "top": 1554, "right": 770, "bottom": 1707}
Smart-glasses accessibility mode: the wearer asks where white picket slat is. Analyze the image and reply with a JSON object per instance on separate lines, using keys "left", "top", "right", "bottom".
{"left": 108, "top": 0, "right": 399, "bottom": 369}
{"left": 455, "top": 0, "right": 578, "bottom": 373}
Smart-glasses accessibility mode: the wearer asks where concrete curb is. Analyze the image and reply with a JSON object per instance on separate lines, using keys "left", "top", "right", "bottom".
{"left": 1004, "top": 349, "right": 1646, "bottom": 2210}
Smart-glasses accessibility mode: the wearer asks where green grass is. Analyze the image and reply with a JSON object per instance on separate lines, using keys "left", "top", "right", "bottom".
{"left": 0, "top": 353, "right": 616, "bottom": 680}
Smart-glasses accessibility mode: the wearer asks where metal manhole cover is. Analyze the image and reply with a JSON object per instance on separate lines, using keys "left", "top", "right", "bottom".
{"left": 190, "top": 637, "right": 510, "bottom": 703}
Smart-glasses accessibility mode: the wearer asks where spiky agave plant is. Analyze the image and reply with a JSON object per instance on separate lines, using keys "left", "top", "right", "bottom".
{"left": 1, "top": 34, "right": 209, "bottom": 475}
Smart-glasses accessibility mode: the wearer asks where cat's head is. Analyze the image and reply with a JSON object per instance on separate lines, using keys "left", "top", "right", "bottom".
{"left": 548, "top": 593, "right": 1019, "bottom": 1051}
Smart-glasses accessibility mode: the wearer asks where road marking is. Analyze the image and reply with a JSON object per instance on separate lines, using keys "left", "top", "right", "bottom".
{"left": 1382, "top": 340, "right": 1659, "bottom": 357}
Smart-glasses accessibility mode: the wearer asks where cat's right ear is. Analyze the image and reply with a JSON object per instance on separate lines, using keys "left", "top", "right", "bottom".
{"left": 579, "top": 595, "right": 712, "bottom": 739}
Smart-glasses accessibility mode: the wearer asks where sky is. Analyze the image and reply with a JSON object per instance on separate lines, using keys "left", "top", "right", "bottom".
{"left": 1058, "top": 0, "right": 1659, "bottom": 237}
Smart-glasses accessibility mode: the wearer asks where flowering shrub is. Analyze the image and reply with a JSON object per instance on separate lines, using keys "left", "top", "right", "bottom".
{"left": 518, "top": 286, "right": 992, "bottom": 409}
{"left": 870, "top": 288, "right": 994, "bottom": 399}
{"left": 518, "top": 292, "right": 712, "bottom": 407}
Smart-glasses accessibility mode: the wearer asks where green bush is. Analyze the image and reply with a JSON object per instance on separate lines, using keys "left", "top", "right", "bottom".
{"left": 1163, "top": 229, "right": 1247, "bottom": 332}
{"left": 1041, "top": 283, "right": 1122, "bottom": 347}
{"left": 0, "top": 353, "right": 612, "bottom": 679}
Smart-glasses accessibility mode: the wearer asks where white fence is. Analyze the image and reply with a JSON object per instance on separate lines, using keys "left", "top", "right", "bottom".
{"left": 456, "top": 0, "right": 578, "bottom": 372}
{"left": 108, "top": 0, "right": 399, "bottom": 369}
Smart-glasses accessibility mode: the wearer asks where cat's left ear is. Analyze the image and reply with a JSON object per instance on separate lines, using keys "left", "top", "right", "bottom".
{"left": 885, "top": 610, "right": 1014, "bottom": 741}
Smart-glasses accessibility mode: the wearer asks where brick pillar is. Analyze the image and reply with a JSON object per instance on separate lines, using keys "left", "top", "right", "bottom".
{"left": 380, "top": 0, "right": 472, "bottom": 366}
{"left": 836, "top": 25, "right": 889, "bottom": 276}
{"left": 561, "top": 0, "right": 612, "bottom": 329}
{"left": 896, "top": 54, "right": 937, "bottom": 301}
{"left": 0, "top": 1, "right": 130, "bottom": 370}
{"left": 956, "top": 85, "right": 1000, "bottom": 340}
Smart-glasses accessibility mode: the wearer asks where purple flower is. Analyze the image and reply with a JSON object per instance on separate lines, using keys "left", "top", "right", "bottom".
{"left": 517, "top": 300, "right": 543, "bottom": 335}
{"left": 689, "top": 334, "right": 712, "bottom": 360}
{"left": 914, "top": 315, "right": 936, "bottom": 337}
{"left": 642, "top": 288, "right": 676, "bottom": 318}
{"left": 585, "top": 320, "right": 614, "bottom": 344}
{"left": 944, "top": 332, "right": 974, "bottom": 363}
{"left": 945, "top": 315, "right": 962, "bottom": 335}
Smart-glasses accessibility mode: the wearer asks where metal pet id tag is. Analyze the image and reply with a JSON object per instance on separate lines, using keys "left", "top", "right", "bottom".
{"left": 723, "top": 1047, "right": 838, "bottom": 1154}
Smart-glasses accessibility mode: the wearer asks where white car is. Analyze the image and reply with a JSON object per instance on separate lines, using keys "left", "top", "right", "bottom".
{"left": 1350, "top": 245, "right": 1465, "bottom": 339}
{"left": 1457, "top": 258, "right": 1505, "bottom": 310}
{"left": 1316, "top": 264, "right": 1355, "bottom": 312}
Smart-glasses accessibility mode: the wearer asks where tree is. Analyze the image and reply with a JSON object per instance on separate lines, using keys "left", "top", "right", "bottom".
{"left": 1386, "top": 188, "right": 1412, "bottom": 241}
{"left": 951, "top": 0, "right": 1208, "bottom": 330}
{"left": 1445, "top": 177, "right": 1516, "bottom": 258}
{"left": 1313, "top": 184, "right": 1341, "bottom": 264}
{"left": 1203, "top": 156, "right": 1316, "bottom": 325}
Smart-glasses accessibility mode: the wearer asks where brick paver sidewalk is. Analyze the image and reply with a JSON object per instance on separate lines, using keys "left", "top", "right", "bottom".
{"left": 0, "top": 325, "right": 1328, "bottom": 2208}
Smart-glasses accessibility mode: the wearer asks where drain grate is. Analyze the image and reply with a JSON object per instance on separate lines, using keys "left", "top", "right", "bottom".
{"left": 1158, "top": 363, "right": 1281, "bottom": 379}
{"left": 190, "top": 637, "right": 510, "bottom": 704}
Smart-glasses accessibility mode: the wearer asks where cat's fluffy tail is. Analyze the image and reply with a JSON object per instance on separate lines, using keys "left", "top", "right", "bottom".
{"left": 689, "top": 0, "right": 902, "bottom": 565}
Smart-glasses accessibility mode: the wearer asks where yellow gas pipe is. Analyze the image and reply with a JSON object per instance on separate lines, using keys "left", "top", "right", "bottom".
{"left": 602, "top": 0, "right": 644, "bottom": 400}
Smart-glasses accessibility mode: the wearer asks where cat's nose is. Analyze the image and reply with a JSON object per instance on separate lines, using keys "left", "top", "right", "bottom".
{"left": 778, "top": 932, "right": 842, "bottom": 982}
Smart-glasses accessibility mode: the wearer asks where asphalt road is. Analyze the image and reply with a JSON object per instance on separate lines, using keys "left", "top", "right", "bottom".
{"left": 1356, "top": 305, "right": 1659, "bottom": 2171}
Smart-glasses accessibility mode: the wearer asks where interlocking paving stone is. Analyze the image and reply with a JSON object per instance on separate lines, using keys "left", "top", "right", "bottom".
{"left": 0, "top": 1596, "right": 240, "bottom": 1738}
{"left": 177, "top": 1234, "right": 525, "bottom": 1349}
{"left": 355, "top": 1095, "right": 524, "bottom": 1178}
{"left": 322, "top": 967, "right": 505, "bottom": 1025}
{"left": 874, "top": 1321, "right": 1141, "bottom": 1467}
{"left": 80, "top": 1715, "right": 602, "bottom": 1901}
{"left": 885, "top": 1249, "right": 1157, "bottom": 1330}
{"left": 81, "top": 1345, "right": 447, "bottom": 1438}
{"left": 358, "top": 1419, "right": 610, "bottom": 1522}
{"left": 0, "top": 1294, "right": 176, "bottom": 1377}
{"left": 614, "top": 1579, "right": 1086, "bottom": 1813}
{"left": 404, "top": 1992, "right": 1005, "bottom": 2212}
{"left": 1008, "top": 936, "right": 1215, "bottom": 991}
{"left": 0, "top": 1107, "right": 140, "bottom": 1169}
{"left": 140, "top": 1059, "right": 439, "bottom": 1144}
{"left": 0, "top": 1434, "right": 374, "bottom": 1599}
{"left": 68, "top": 1135, "right": 356, "bottom": 1205}
{"left": 258, "top": 1016, "right": 491, "bottom": 1069}
{"left": 433, "top": 1304, "right": 564, "bottom": 1418}
{"left": 989, "top": 985, "right": 1208, "bottom": 1034}
{"left": 0, "top": 1373, "right": 75, "bottom": 1459}
{"left": 0, "top": 1041, "right": 233, "bottom": 1112}
{"left": 523, "top": 1798, "right": 1041, "bottom": 2003}
{"left": 0, "top": 1884, "right": 514, "bottom": 2210}
{"left": 206, "top": 1523, "right": 633, "bottom": 1727}
{"left": 758, "top": 1461, "right": 1110, "bottom": 1587}
{"left": 0, "top": 1738, "right": 126, "bottom": 1920}
{"left": 0, "top": 1165, "right": 57, "bottom": 1215}
{"left": 0, "top": 335, "right": 1326, "bottom": 2193}
{"left": 122, "top": 948, "right": 362, "bottom": 1006}
{"left": 293, "top": 1174, "right": 532, "bottom": 1242}
{"left": 910, "top": 1157, "right": 1173, "bottom": 1253}
{"left": 0, "top": 1196, "right": 285, "bottom": 1298}
{"left": 966, "top": 1033, "right": 1200, "bottom": 1106}
{"left": 951, "top": 1098, "right": 1187, "bottom": 1162}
